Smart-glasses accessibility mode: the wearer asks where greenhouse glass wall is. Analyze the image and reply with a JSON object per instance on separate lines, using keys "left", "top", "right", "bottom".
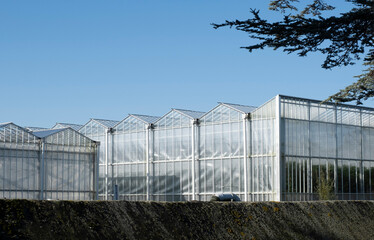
{"left": 152, "top": 109, "right": 204, "bottom": 201}
{"left": 79, "top": 118, "right": 119, "bottom": 200}
{"left": 77, "top": 94, "right": 374, "bottom": 202}
{"left": 198, "top": 103, "right": 254, "bottom": 201}
{"left": 280, "top": 96, "right": 374, "bottom": 200}
{"left": 0, "top": 123, "right": 98, "bottom": 200}
{"left": 111, "top": 114, "right": 159, "bottom": 201}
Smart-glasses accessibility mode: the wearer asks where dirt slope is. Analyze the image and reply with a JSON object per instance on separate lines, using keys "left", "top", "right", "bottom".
{"left": 1, "top": 200, "right": 374, "bottom": 240}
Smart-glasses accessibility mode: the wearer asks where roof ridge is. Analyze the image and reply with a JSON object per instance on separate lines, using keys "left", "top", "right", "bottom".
{"left": 33, "top": 127, "right": 68, "bottom": 132}
{"left": 56, "top": 122, "right": 82, "bottom": 125}
{"left": 219, "top": 102, "right": 256, "bottom": 107}
{"left": 173, "top": 108, "right": 205, "bottom": 113}
{"left": 91, "top": 118, "right": 119, "bottom": 121}
{"left": 130, "top": 113, "right": 159, "bottom": 117}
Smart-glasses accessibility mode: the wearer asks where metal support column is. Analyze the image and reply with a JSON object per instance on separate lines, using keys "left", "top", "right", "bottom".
{"left": 275, "top": 95, "right": 282, "bottom": 201}
{"left": 308, "top": 101, "right": 312, "bottom": 199}
{"left": 95, "top": 142, "right": 100, "bottom": 200}
{"left": 243, "top": 114, "right": 248, "bottom": 201}
{"left": 196, "top": 121, "right": 201, "bottom": 201}
{"left": 40, "top": 140, "right": 45, "bottom": 200}
{"left": 146, "top": 124, "right": 152, "bottom": 201}
{"left": 191, "top": 119, "right": 197, "bottom": 200}
{"left": 105, "top": 129, "right": 109, "bottom": 200}
{"left": 360, "top": 109, "right": 364, "bottom": 195}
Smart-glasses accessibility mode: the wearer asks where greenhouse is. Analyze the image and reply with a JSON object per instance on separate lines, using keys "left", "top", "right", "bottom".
{"left": 4, "top": 94, "right": 370, "bottom": 202}
{"left": 0, "top": 123, "right": 98, "bottom": 200}
{"left": 78, "top": 118, "right": 119, "bottom": 200}
{"left": 152, "top": 109, "right": 204, "bottom": 201}
{"left": 280, "top": 95, "right": 374, "bottom": 201}
{"left": 84, "top": 95, "right": 374, "bottom": 202}
{"left": 111, "top": 114, "right": 160, "bottom": 201}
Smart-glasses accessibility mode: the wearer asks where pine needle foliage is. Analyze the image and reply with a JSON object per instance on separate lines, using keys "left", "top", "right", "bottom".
{"left": 213, "top": 0, "right": 374, "bottom": 104}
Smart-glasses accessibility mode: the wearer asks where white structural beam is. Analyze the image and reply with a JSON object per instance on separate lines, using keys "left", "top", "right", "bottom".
{"left": 275, "top": 95, "right": 282, "bottom": 201}
{"left": 95, "top": 142, "right": 100, "bottom": 200}
{"left": 40, "top": 140, "right": 45, "bottom": 200}
{"left": 146, "top": 124, "right": 151, "bottom": 201}
{"left": 243, "top": 114, "right": 248, "bottom": 202}
{"left": 191, "top": 119, "right": 197, "bottom": 200}
{"left": 105, "top": 129, "right": 109, "bottom": 200}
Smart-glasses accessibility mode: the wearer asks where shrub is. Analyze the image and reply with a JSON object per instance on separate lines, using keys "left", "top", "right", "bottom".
{"left": 316, "top": 172, "right": 336, "bottom": 200}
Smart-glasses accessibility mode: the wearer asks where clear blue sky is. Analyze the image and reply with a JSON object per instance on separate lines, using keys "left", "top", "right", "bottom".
{"left": 0, "top": 1, "right": 370, "bottom": 127}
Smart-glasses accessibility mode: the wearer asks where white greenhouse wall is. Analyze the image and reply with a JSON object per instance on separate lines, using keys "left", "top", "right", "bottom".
{"left": 0, "top": 124, "right": 98, "bottom": 200}
{"left": 71, "top": 94, "right": 374, "bottom": 202}
{"left": 112, "top": 116, "right": 148, "bottom": 201}
{"left": 79, "top": 120, "right": 111, "bottom": 200}
{"left": 280, "top": 96, "right": 374, "bottom": 201}
{"left": 152, "top": 111, "right": 193, "bottom": 201}
{"left": 249, "top": 97, "right": 277, "bottom": 201}
{"left": 0, "top": 124, "right": 41, "bottom": 199}
{"left": 198, "top": 105, "right": 245, "bottom": 201}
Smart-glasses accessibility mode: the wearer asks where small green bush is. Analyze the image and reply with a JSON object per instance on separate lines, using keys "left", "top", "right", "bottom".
{"left": 316, "top": 172, "right": 336, "bottom": 200}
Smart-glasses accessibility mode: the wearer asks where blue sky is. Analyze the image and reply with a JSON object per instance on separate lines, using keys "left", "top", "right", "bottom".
{"left": 0, "top": 1, "right": 370, "bottom": 127}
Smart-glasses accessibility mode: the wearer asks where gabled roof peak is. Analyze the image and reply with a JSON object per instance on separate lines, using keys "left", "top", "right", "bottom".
{"left": 53, "top": 123, "right": 83, "bottom": 131}
{"left": 90, "top": 118, "right": 119, "bottom": 128}
{"left": 129, "top": 114, "right": 160, "bottom": 124}
{"left": 172, "top": 108, "right": 205, "bottom": 119}
{"left": 32, "top": 128, "right": 67, "bottom": 138}
{"left": 0, "top": 122, "right": 13, "bottom": 128}
{"left": 218, "top": 102, "right": 257, "bottom": 114}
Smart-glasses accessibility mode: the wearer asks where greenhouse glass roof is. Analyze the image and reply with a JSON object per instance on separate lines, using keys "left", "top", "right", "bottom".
{"left": 0, "top": 122, "right": 13, "bottom": 128}
{"left": 129, "top": 114, "right": 160, "bottom": 124}
{"left": 24, "top": 126, "right": 48, "bottom": 132}
{"left": 173, "top": 109, "right": 205, "bottom": 119}
{"left": 90, "top": 118, "right": 119, "bottom": 128}
{"left": 32, "top": 128, "right": 66, "bottom": 138}
{"left": 52, "top": 123, "right": 83, "bottom": 131}
{"left": 0, "top": 123, "right": 41, "bottom": 143}
{"left": 219, "top": 102, "right": 257, "bottom": 113}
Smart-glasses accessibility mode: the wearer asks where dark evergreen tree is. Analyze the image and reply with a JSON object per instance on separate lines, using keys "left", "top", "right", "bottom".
{"left": 213, "top": 0, "right": 374, "bottom": 104}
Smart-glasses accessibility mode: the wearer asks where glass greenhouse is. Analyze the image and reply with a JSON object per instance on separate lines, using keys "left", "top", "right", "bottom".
{"left": 79, "top": 118, "right": 119, "bottom": 200}
{"left": 5, "top": 94, "right": 374, "bottom": 202}
{"left": 152, "top": 109, "right": 203, "bottom": 201}
{"left": 112, "top": 114, "right": 159, "bottom": 201}
{"left": 280, "top": 95, "right": 374, "bottom": 200}
{"left": 0, "top": 123, "right": 98, "bottom": 200}
{"left": 83, "top": 95, "right": 374, "bottom": 201}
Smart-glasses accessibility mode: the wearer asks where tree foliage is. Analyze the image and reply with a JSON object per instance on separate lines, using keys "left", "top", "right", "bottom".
{"left": 213, "top": 0, "right": 374, "bottom": 104}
